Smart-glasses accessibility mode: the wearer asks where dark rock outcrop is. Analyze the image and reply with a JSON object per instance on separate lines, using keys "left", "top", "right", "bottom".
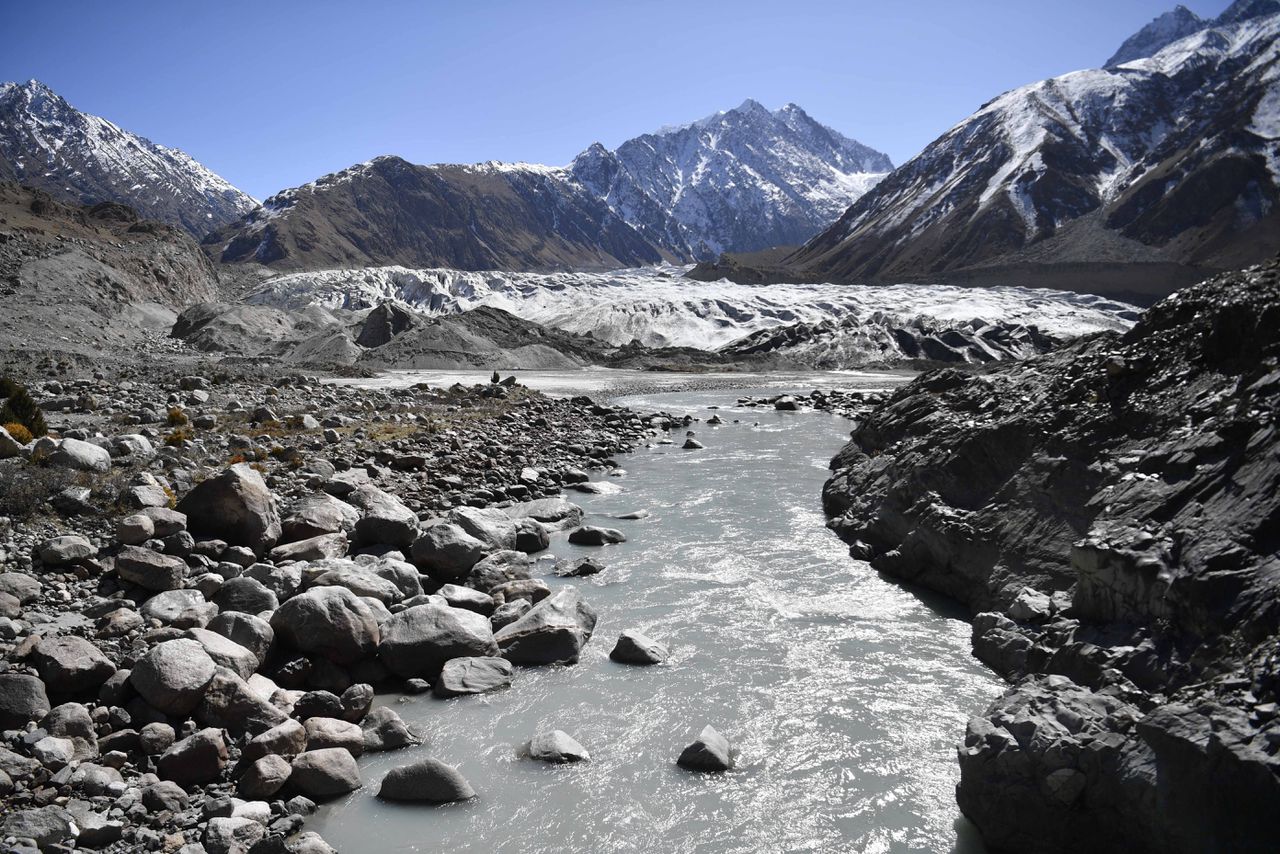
{"left": 822, "top": 260, "right": 1280, "bottom": 853}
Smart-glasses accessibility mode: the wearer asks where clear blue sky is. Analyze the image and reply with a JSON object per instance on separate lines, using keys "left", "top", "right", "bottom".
{"left": 3, "top": 0, "right": 1228, "bottom": 200}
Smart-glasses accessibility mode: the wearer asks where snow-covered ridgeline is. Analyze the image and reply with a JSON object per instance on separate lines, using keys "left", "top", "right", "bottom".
{"left": 246, "top": 265, "right": 1139, "bottom": 350}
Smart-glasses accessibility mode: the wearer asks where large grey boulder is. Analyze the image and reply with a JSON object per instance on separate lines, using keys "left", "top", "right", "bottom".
{"left": 361, "top": 707, "right": 420, "bottom": 752}
{"left": 185, "top": 628, "right": 259, "bottom": 679}
{"left": 450, "top": 506, "right": 518, "bottom": 551}
{"left": 610, "top": 630, "right": 669, "bottom": 665}
{"left": 115, "top": 546, "right": 187, "bottom": 592}
{"left": 37, "top": 535, "right": 96, "bottom": 566}
{"left": 504, "top": 497, "right": 583, "bottom": 531}
{"left": 213, "top": 575, "right": 279, "bottom": 615}
{"left": 242, "top": 718, "right": 308, "bottom": 764}
{"left": 50, "top": 438, "right": 110, "bottom": 472}
{"left": 129, "top": 638, "right": 217, "bottom": 715}
{"left": 270, "top": 532, "right": 349, "bottom": 563}
{"left": 310, "top": 564, "right": 403, "bottom": 605}
{"left": 0, "top": 673, "right": 50, "bottom": 728}
{"left": 140, "top": 589, "right": 211, "bottom": 626}
{"left": 349, "top": 484, "right": 419, "bottom": 548}
{"left": 567, "top": 525, "right": 626, "bottom": 546}
{"left": 207, "top": 611, "right": 274, "bottom": 666}
{"left": 158, "top": 727, "right": 228, "bottom": 785}
{"left": 410, "top": 522, "right": 488, "bottom": 582}
{"left": 270, "top": 586, "right": 380, "bottom": 664}
{"left": 304, "top": 717, "right": 364, "bottom": 756}
{"left": 494, "top": 587, "right": 597, "bottom": 666}
{"left": 377, "top": 604, "right": 498, "bottom": 680}
{"left": 465, "top": 550, "right": 533, "bottom": 593}
{"left": 176, "top": 463, "right": 282, "bottom": 556}
{"left": 677, "top": 725, "right": 735, "bottom": 772}
{"left": 377, "top": 758, "right": 474, "bottom": 803}
{"left": 526, "top": 729, "right": 590, "bottom": 763}
{"left": 280, "top": 493, "right": 360, "bottom": 542}
{"left": 0, "top": 805, "right": 78, "bottom": 849}
{"left": 433, "top": 657, "right": 514, "bottom": 697}
{"left": 0, "top": 425, "right": 24, "bottom": 458}
{"left": 30, "top": 635, "right": 115, "bottom": 694}
{"left": 197, "top": 666, "right": 289, "bottom": 734}
{"left": 239, "top": 753, "right": 292, "bottom": 799}
{"left": 290, "top": 747, "right": 361, "bottom": 798}
{"left": 204, "top": 816, "right": 266, "bottom": 854}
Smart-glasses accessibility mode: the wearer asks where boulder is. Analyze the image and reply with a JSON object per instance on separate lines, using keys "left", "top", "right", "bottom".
{"left": 129, "top": 638, "right": 217, "bottom": 715}
{"left": 280, "top": 493, "right": 360, "bottom": 542}
{"left": 290, "top": 747, "right": 361, "bottom": 798}
{"left": 503, "top": 497, "right": 583, "bottom": 531}
{"left": 0, "top": 805, "right": 78, "bottom": 849}
{"left": 361, "top": 707, "right": 420, "bottom": 752}
{"left": 239, "top": 753, "right": 292, "bottom": 799}
{"left": 115, "top": 545, "right": 187, "bottom": 592}
{"left": 304, "top": 717, "right": 364, "bottom": 756}
{"left": 377, "top": 604, "right": 498, "bottom": 680}
{"left": 140, "top": 588, "right": 211, "bottom": 625}
{"left": 677, "top": 725, "right": 735, "bottom": 772}
{"left": 410, "top": 522, "right": 488, "bottom": 582}
{"left": 0, "top": 572, "right": 40, "bottom": 603}
{"left": 185, "top": 628, "right": 259, "bottom": 679}
{"left": 437, "top": 583, "right": 495, "bottom": 615}
{"left": 526, "top": 729, "right": 590, "bottom": 763}
{"left": 213, "top": 575, "right": 280, "bottom": 615}
{"left": 270, "top": 532, "right": 349, "bottom": 563}
{"left": 176, "top": 463, "right": 282, "bottom": 556}
{"left": 433, "top": 656, "right": 515, "bottom": 698}
{"left": 50, "top": 437, "right": 111, "bottom": 472}
{"left": 270, "top": 586, "right": 380, "bottom": 664}
{"left": 450, "top": 506, "right": 518, "bottom": 550}
{"left": 31, "top": 635, "right": 115, "bottom": 694}
{"left": 494, "top": 587, "right": 597, "bottom": 666}
{"left": 465, "top": 550, "right": 533, "bottom": 593}
{"left": 349, "top": 484, "right": 419, "bottom": 548}
{"left": 197, "top": 666, "right": 289, "bottom": 734}
{"left": 243, "top": 718, "right": 308, "bottom": 764}
{"left": 567, "top": 526, "right": 626, "bottom": 546}
{"left": 37, "top": 535, "right": 96, "bottom": 566}
{"left": 207, "top": 611, "right": 274, "bottom": 666}
{"left": 204, "top": 816, "right": 266, "bottom": 854}
{"left": 158, "top": 727, "right": 228, "bottom": 785}
{"left": 377, "top": 758, "right": 474, "bottom": 803}
{"left": 610, "top": 630, "right": 669, "bottom": 665}
{"left": 141, "top": 779, "right": 189, "bottom": 810}
{"left": 117, "top": 513, "right": 156, "bottom": 545}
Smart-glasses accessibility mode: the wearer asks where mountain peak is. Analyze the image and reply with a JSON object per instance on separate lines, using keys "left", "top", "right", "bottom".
{"left": 1105, "top": 5, "right": 1205, "bottom": 66}
{"left": 734, "top": 98, "right": 769, "bottom": 114}
{"left": 0, "top": 78, "right": 256, "bottom": 236}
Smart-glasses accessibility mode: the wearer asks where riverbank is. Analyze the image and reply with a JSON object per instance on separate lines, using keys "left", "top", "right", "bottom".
{"left": 0, "top": 356, "right": 659, "bottom": 852}
{"left": 820, "top": 260, "right": 1280, "bottom": 852}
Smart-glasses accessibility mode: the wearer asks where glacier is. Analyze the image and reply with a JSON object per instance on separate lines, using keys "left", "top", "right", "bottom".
{"left": 246, "top": 265, "right": 1140, "bottom": 351}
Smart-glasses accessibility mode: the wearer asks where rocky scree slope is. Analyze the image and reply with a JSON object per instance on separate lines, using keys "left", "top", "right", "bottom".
{"left": 0, "top": 80, "right": 256, "bottom": 238}
{"left": 203, "top": 156, "right": 669, "bottom": 274}
{"left": 570, "top": 99, "right": 891, "bottom": 259}
{"left": 822, "top": 259, "right": 1280, "bottom": 852}
{"left": 0, "top": 183, "right": 222, "bottom": 356}
{"left": 780, "top": 6, "right": 1280, "bottom": 301}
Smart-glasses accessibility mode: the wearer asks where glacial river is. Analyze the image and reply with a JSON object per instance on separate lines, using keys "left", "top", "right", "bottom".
{"left": 311, "top": 371, "right": 1001, "bottom": 853}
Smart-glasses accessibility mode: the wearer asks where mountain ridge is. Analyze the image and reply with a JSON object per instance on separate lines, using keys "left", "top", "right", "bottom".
{"left": 0, "top": 79, "right": 256, "bottom": 237}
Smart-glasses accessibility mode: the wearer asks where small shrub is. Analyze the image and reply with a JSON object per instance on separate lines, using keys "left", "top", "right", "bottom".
{"left": 164, "top": 427, "right": 194, "bottom": 446}
{"left": 0, "top": 376, "right": 47, "bottom": 438}
{"left": 2, "top": 421, "right": 33, "bottom": 444}
{"left": 167, "top": 407, "right": 189, "bottom": 427}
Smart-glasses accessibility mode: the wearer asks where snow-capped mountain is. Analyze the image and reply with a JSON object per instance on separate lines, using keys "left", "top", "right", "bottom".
{"left": 0, "top": 80, "right": 256, "bottom": 237}
{"left": 243, "top": 264, "right": 1137, "bottom": 350}
{"left": 571, "top": 100, "right": 892, "bottom": 259}
{"left": 786, "top": 3, "right": 1280, "bottom": 293}
{"left": 1105, "top": 5, "right": 1207, "bottom": 66}
{"left": 205, "top": 155, "right": 668, "bottom": 273}
{"left": 1106, "top": 0, "right": 1279, "bottom": 66}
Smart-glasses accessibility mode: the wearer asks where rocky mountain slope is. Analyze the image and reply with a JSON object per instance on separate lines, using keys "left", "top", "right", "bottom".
{"left": 570, "top": 100, "right": 891, "bottom": 259}
{"left": 777, "top": 3, "right": 1280, "bottom": 301}
{"left": 1105, "top": 4, "right": 1207, "bottom": 66}
{"left": 0, "top": 80, "right": 256, "bottom": 238}
{"left": 821, "top": 259, "right": 1280, "bottom": 852}
{"left": 204, "top": 156, "right": 668, "bottom": 274}
{"left": 0, "top": 183, "right": 222, "bottom": 356}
